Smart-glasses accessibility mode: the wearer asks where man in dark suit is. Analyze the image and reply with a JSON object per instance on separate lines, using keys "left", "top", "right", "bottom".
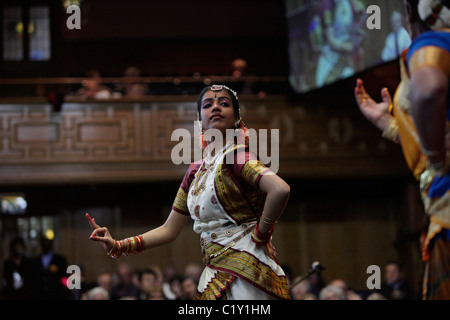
{"left": 31, "top": 237, "right": 73, "bottom": 300}
{"left": 377, "top": 261, "right": 417, "bottom": 300}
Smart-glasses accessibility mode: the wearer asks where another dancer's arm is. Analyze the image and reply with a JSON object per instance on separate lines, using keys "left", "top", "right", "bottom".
{"left": 410, "top": 65, "right": 448, "bottom": 173}
{"left": 354, "top": 78, "right": 394, "bottom": 132}
{"left": 354, "top": 78, "right": 400, "bottom": 143}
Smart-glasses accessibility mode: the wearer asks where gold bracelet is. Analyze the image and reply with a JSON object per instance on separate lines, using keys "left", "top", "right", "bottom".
{"left": 260, "top": 214, "right": 277, "bottom": 226}
{"left": 107, "top": 240, "right": 116, "bottom": 256}
{"left": 381, "top": 118, "right": 399, "bottom": 143}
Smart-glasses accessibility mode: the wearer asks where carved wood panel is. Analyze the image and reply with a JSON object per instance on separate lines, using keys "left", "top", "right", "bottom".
{"left": 0, "top": 97, "right": 409, "bottom": 185}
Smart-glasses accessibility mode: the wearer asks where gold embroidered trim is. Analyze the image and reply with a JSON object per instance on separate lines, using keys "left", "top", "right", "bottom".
{"left": 195, "top": 271, "right": 235, "bottom": 300}
{"left": 172, "top": 187, "right": 189, "bottom": 215}
{"left": 204, "top": 243, "right": 290, "bottom": 300}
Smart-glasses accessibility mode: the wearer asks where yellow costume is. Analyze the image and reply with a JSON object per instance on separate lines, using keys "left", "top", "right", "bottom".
{"left": 390, "top": 29, "right": 450, "bottom": 300}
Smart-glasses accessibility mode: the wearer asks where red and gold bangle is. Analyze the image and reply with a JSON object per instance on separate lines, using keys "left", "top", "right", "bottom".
{"left": 108, "top": 235, "right": 145, "bottom": 259}
{"left": 122, "top": 235, "right": 145, "bottom": 256}
{"left": 108, "top": 240, "right": 122, "bottom": 259}
{"left": 251, "top": 223, "right": 274, "bottom": 246}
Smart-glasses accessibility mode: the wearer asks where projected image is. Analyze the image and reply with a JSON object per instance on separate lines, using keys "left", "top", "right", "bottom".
{"left": 286, "top": 0, "right": 411, "bottom": 93}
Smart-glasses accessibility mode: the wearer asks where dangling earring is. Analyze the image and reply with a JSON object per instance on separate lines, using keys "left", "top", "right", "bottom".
{"left": 197, "top": 112, "right": 204, "bottom": 132}
{"left": 234, "top": 117, "right": 242, "bottom": 130}
{"left": 197, "top": 112, "right": 207, "bottom": 149}
{"left": 234, "top": 108, "right": 243, "bottom": 130}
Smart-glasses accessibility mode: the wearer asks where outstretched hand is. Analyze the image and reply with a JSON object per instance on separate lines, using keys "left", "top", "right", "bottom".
{"left": 354, "top": 78, "right": 393, "bottom": 132}
{"left": 86, "top": 213, "right": 114, "bottom": 253}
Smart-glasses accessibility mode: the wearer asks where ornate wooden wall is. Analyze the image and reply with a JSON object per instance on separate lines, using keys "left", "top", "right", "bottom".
{"left": 0, "top": 95, "right": 425, "bottom": 294}
{"left": 0, "top": 95, "right": 409, "bottom": 185}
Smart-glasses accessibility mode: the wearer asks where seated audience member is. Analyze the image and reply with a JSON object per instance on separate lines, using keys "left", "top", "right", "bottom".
{"left": 114, "top": 66, "right": 149, "bottom": 98}
{"left": 366, "top": 292, "right": 387, "bottom": 300}
{"left": 180, "top": 276, "right": 198, "bottom": 300}
{"left": 87, "top": 286, "right": 110, "bottom": 300}
{"left": 138, "top": 267, "right": 158, "bottom": 300}
{"left": 329, "top": 278, "right": 363, "bottom": 300}
{"left": 147, "top": 285, "right": 166, "bottom": 300}
{"left": 319, "top": 284, "right": 346, "bottom": 300}
{"left": 377, "top": 261, "right": 417, "bottom": 300}
{"left": 110, "top": 262, "right": 140, "bottom": 300}
{"left": 70, "top": 69, "right": 112, "bottom": 100}
{"left": 95, "top": 271, "right": 113, "bottom": 297}
{"left": 290, "top": 277, "right": 315, "bottom": 300}
{"left": 166, "top": 275, "right": 184, "bottom": 300}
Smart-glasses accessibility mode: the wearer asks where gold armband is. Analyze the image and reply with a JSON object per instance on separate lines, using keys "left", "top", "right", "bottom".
{"left": 381, "top": 118, "right": 399, "bottom": 143}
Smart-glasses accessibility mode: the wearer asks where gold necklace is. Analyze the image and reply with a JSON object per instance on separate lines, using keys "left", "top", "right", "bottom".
{"left": 190, "top": 142, "right": 232, "bottom": 196}
{"left": 191, "top": 166, "right": 213, "bottom": 196}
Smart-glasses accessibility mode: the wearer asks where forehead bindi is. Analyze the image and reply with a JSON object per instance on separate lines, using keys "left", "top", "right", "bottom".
{"left": 202, "top": 91, "right": 232, "bottom": 103}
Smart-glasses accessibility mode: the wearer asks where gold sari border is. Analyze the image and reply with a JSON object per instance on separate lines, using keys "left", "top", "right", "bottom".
{"left": 204, "top": 243, "right": 290, "bottom": 300}
{"left": 195, "top": 270, "right": 235, "bottom": 300}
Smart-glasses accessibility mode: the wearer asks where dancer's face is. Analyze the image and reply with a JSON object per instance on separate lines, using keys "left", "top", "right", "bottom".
{"left": 199, "top": 90, "right": 237, "bottom": 133}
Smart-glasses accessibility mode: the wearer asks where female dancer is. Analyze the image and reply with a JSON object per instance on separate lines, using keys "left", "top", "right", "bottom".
{"left": 87, "top": 84, "right": 290, "bottom": 300}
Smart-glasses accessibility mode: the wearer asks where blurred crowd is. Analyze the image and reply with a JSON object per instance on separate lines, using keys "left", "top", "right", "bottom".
{"left": 62, "top": 59, "right": 283, "bottom": 103}
{"left": 288, "top": 261, "right": 418, "bottom": 300}
{"left": 78, "top": 262, "right": 204, "bottom": 300}
{"left": 2, "top": 235, "right": 418, "bottom": 300}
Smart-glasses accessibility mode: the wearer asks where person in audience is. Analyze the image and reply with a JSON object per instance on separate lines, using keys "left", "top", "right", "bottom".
{"left": 138, "top": 267, "right": 158, "bottom": 300}
{"left": 110, "top": 262, "right": 140, "bottom": 300}
{"left": 181, "top": 276, "right": 198, "bottom": 300}
{"left": 86, "top": 286, "right": 110, "bottom": 300}
{"left": 230, "top": 58, "right": 254, "bottom": 95}
{"left": 95, "top": 271, "right": 113, "bottom": 297}
{"left": 184, "top": 263, "right": 202, "bottom": 283}
{"left": 71, "top": 69, "right": 112, "bottom": 100}
{"left": 30, "top": 236, "right": 72, "bottom": 300}
{"left": 147, "top": 285, "right": 166, "bottom": 300}
{"left": 168, "top": 274, "right": 184, "bottom": 300}
{"left": 377, "top": 261, "right": 418, "bottom": 300}
{"left": 290, "top": 277, "right": 315, "bottom": 300}
{"left": 2, "top": 237, "right": 32, "bottom": 299}
{"left": 366, "top": 292, "right": 388, "bottom": 300}
{"left": 319, "top": 284, "right": 346, "bottom": 300}
{"left": 114, "top": 66, "right": 149, "bottom": 98}
{"left": 329, "top": 278, "right": 363, "bottom": 300}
